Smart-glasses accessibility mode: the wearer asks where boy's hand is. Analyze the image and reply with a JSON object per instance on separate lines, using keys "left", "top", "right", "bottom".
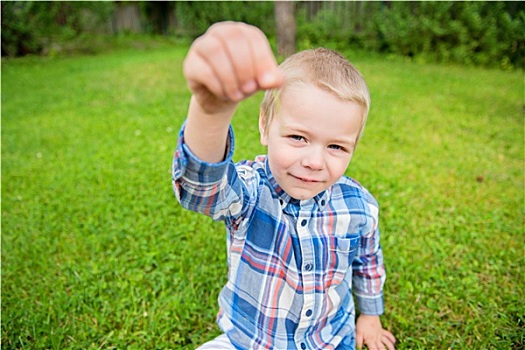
{"left": 356, "top": 315, "right": 396, "bottom": 350}
{"left": 183, "top": 21, "right": 284, "bottom": 114}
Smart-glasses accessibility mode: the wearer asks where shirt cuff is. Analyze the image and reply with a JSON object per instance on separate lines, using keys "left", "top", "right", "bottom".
{"left": 172, "top": 122, "right": 235, "bottom": 184}
{"left": 355, "top": 293, "right": 384, "bottom": 315}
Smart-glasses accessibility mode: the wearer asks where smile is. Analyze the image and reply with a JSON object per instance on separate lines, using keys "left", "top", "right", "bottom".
{"left": 290, "top": 174, "right": 322, "bottom": 183}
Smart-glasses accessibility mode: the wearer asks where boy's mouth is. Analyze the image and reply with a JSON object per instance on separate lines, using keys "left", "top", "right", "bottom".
{"left": 290, "top": 174, "right": 321, "bottom": 183}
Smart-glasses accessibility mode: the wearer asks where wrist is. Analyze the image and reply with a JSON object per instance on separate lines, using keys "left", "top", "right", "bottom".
{"left": 190, "top": 94, "right": 238, "bottom": 118}
{"left": 184, "top": 96, "right": 235, "bottom": 163}
{"left": 358, "top": 314, "right": 380, "bottom": 319}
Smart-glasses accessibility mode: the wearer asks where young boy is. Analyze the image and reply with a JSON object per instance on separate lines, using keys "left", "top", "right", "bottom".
{"left": 172, "top": 22, "right": 396, "bottom": 350}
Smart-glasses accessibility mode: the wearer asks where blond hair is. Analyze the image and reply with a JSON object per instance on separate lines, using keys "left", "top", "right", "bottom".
{"left": 260, "top": 48, "right": 370, "bottom": 144}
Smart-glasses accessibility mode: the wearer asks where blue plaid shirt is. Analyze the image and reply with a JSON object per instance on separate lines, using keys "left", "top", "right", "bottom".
{"left": 172, "top": 125, "right": 386, "bottom": 350}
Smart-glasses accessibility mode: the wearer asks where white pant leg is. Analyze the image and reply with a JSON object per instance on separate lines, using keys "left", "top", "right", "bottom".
{"left": 196, "top": 334, "right": 236, "bottom": 350}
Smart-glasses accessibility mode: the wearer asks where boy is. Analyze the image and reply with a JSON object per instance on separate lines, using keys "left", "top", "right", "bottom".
{"left": 172, "top": 22, "right": 396, "bottom": 350}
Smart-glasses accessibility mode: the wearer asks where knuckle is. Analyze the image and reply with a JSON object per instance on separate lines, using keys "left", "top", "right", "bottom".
{"left": 226, "top": 26, "right": 246, "bottom": 42}
{"left": 200, "top": 36, "right": 223, "bottom": 57}
{"left": 245, "top": 24, "right": 266, "bottom": 42}
{"left": 208, "top": 21, "right": 241, "bottom": 37}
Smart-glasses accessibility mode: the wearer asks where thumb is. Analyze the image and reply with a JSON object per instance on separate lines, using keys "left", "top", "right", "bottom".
{"left": 257, "top": 69, "right": 285, "bottom": 90}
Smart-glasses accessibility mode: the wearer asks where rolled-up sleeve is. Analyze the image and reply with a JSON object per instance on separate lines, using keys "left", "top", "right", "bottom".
{"left": 172, "top": 123, "right": 249, "bottom": 224}
{"left": 172, "top": 122, "right": 234, "bottom": 185}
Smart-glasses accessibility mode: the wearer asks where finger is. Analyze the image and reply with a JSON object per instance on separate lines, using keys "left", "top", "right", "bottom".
{"left": 183, "top": 48, "right": 224, "bottom": 99}
{"left": 218, "top": 22, "right": 283, "bottom": 94}
{"left": 381, "top": 338, "right": 395, "bottom": 350}
{"left": 243, "top": 25, "right": 285, "bottom": 89}
{"left": 213, "top": 23, "right": 259, "bottom": 95}
{"left": 383, "top": 330, "right": 396, "bottom": 344}
{"left": 385, "top": 340, "right": 396, "bottom": 350}
{"left": 192, "top": 31, "right": 243, "bottom": 101}
{"left": 364, "top": 338, "right": 386, "bottom": 350}
{"left": 382, "top": 331, "right": 396, "bottom": 350}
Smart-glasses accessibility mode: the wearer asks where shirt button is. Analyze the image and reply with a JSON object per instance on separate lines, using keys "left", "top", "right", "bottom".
{"left": 306, "top": 309, "right": 313, "bottom": 317}
{"left": 321, "top": 200, "right": 326, "bottom": 206}
{"left": 300, "top": 343, "right": 307, "bottom": 350}
{"left": 301, "top": 219, "right": 307, "bottom": 226}
{"left": 304, "top": 263, "right": 313, "bottom": 271}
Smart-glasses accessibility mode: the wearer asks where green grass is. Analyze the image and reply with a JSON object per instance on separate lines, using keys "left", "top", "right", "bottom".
{"left": 2, "top": 43, "right": 523, "bottom": 349}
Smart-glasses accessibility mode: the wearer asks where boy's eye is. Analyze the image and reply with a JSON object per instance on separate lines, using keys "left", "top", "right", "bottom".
{"left": 289, "top": 135, "right": 305, "bottom": 142}
{"left": 328, "top": 144, "right": 343, "bottom": 151}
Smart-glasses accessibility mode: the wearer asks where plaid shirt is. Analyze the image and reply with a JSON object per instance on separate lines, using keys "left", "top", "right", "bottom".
{"left": 172, "top": 125, "right": 386, "bottom": 350}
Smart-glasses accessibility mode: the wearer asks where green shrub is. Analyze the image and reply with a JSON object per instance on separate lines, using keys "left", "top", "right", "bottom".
{"left": 1, "top": 2, "right": 114, "bottom": 57}
{"left": 173, "top": 1, "right": 275, "bottom": 37}
{"left": 372, "top": 2, "right": 524, "bottom": 68}
{"left": 296, "top": 1, "right": 524, "bottom": 69}
{"left": 2, "top": 1, "right": 523, "bottom": 69}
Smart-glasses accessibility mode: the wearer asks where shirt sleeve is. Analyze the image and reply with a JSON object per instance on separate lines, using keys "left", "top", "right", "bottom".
{"left": 351, "top": 195, "right": 386, "bottom": 315}
{"left": 172, "top": 122, "right": 248, "bottom": 224}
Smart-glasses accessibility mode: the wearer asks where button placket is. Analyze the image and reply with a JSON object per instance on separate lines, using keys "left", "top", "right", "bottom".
{"left": 297, "top": 204, "right": 316, "bottom": 331}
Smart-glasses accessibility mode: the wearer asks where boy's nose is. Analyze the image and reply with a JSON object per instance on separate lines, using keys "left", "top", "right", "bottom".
{"left": 301, "top": 148, "right": 324, "bottom": 170}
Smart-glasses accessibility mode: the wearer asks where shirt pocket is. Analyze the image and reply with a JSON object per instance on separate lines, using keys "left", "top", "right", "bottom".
{"left": 325, "top": 235, "right": 360, "bottom": 285}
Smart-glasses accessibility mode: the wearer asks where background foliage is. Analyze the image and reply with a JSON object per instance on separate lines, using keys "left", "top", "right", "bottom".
{"left": 296, "top": 1, "right": 525, "bottom": 69}
{"left": 1, "top": 1, "right": 524, "bottom": 68}
{"left": 1, "top": 2, "right": 114, "bottom": 56}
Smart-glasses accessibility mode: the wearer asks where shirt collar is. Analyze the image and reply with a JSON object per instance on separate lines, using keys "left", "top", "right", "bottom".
{"left": 263, "top": 156, "right": 331, "bottom": 212}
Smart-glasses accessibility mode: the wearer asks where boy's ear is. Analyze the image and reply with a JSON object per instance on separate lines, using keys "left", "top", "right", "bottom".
{"left": 259, "top": 112, "right": 268, "bottom": 146}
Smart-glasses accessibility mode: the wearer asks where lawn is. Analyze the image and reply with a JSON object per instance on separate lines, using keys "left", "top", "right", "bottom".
{"left": 2, "top": 42, "right": 523, "bottom": 349}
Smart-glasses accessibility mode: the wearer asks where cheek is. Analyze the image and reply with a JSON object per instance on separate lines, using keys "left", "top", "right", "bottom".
{"left": 268, "top": 142, "right": 298, "bottom": 170}
{"left": 328, "top": 157, "right": 352, "bottom": 178}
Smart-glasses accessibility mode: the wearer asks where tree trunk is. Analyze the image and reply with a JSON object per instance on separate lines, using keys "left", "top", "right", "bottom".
{"left": 306, "top": 1, "right": 323, "bottom": 21}
{"left": 275, "top": 1, "right": 296, "bottom": 58}
{"left": 114, "top": 3, "right": 141, "bottom": 34}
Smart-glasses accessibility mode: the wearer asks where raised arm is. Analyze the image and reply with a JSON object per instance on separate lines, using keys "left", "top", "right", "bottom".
{"left": 182, "top": 21, "right": 284, "bottom": 163}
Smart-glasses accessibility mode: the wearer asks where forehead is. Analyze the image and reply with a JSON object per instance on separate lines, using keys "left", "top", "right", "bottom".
{"left": 276, "top": 84, "right": 363, "bottom": 141}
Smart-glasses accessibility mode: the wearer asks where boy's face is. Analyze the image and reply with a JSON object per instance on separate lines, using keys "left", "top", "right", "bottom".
{"left": 260, "top": 84, "right": 363, "bottom": 200}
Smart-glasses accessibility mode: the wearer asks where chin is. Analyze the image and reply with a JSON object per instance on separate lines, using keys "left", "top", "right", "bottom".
{"left": 292, "top": 195, "right": 312, "bottom": 201}
{"left": 287, "top": 190, "right": 318, "bottom": 201}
